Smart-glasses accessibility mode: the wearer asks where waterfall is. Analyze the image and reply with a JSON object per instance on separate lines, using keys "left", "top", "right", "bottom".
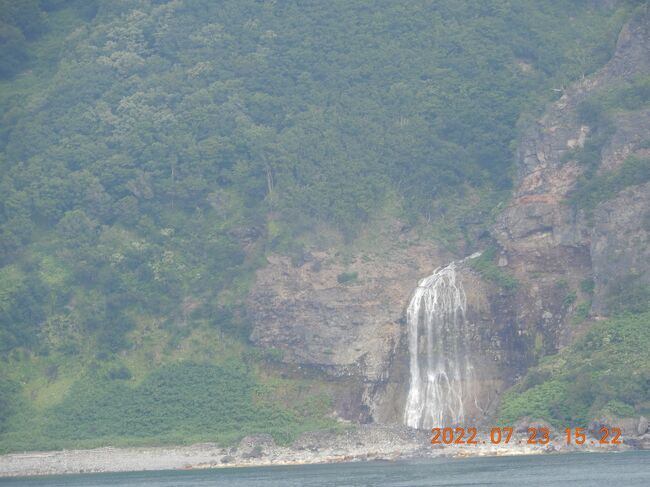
{"left": 403, "top": 259, "right": 477, "bottom": 429}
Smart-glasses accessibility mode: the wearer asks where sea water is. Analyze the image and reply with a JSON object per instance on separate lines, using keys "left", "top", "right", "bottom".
{"left": 1, "top": 451, "right": 649, "bottom": 486}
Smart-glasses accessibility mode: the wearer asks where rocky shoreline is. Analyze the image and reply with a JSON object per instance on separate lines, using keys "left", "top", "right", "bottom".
{"left": 1, "top": 424, "right": 647, "bottom": 478}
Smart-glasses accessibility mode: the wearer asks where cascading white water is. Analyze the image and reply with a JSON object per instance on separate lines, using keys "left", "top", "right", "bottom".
{"left": 403, "top": 260, "right": 476, "bottom": 429}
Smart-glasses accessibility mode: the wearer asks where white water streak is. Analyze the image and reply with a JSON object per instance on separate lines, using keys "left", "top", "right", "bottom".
{"left": 403, "top": 261, "right": 476, "bottom": 429}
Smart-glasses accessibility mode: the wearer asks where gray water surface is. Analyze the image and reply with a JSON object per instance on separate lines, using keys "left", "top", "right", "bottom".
{"left": 1, "top": 451, "right": 649, "bottom": 486}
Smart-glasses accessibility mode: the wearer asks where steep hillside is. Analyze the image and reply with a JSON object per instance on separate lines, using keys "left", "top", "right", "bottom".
{"left": 245, "top": 4, "right": 650, "bottom": 430}
{"left": 0, "top": 0, "right": 645, "bottom": 453}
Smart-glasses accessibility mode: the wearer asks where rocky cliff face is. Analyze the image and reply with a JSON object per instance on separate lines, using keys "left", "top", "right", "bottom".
{"left": 247, "top": 11, "right": 650, "bottom": 427}
{"left": 247, "top": 233, "right": 523, "bottom": 425}
{"left": 591, "top": 181, "right": 650, "bottom": 315}
{"left": 494, "top": 11, "right": 650, "bottom": 341}
{"left": 248, "top": 224, "right": 449, "bottom": 422}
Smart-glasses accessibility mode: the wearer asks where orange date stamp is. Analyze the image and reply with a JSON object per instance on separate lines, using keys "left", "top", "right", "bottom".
{"left": 431, "top": 426, "right": 622, "bottom": 446}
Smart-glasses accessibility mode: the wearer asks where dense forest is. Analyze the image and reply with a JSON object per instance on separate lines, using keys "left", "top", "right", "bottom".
{"left": 0, "top": 0, "right": 644, "bottom": 452}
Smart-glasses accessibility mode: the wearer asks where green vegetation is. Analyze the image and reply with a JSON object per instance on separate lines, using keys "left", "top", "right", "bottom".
{"left": 498, "top": 311, "right": 650, "bottom": 426}
{"left": 564, "top": 289, "right": 578, "bottom": 306}
{"left": 0, "top": 329, "right": 343, "bottom": 453}
{"left": 502, "top": 266, "right": 649, "bottom": 422}
{"left": 0, "top": 0, "right": 636, "bottom": 452}
{"left": 0, "top": 376, "right": 19, "bottom": 434}
{"left": 604, "top": 273, "right": 650, "bottom": 315}
{"left": 573, "top": 301, "right": 592, "bottom": 325}
{"left": 0, "top": 361, "right": 338, "bottom": 453}
{"left": 584, "top": 74, "right": 650, "bottom": 114}
{"left": 570, "top": 156, "right": 650, "bottom": 210}
{"left": 581, "top": 278, "right": 595, "bottom": 295}
{"left": 0, "top": 1, "right": 624, "bottom": 353}
{"left": 469, "top": 247, "right": 519, "bottom": 290}
{"left": 567, "top": 74, "right": 650, "bottom": 208}
{"left": 337, "top": 272, "right": 359, "bottom": 285}
{"left": 560, "top": 92, "right": 618, "bottom": 170}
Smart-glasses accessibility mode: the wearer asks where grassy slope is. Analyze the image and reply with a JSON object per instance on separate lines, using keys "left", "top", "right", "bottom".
{"left": 0, "top": 6, "right": 344, "bottom": 453}
{"left": 498, "top": 312, "right": 650, "bottom": 427}
{"left": 0, "top": 323, "right": 343, "bottom": 453}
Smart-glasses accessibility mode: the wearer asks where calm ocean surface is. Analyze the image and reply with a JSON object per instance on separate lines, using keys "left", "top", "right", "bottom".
{"left": 1, "top": 451, "right": 649, "bottom": 487}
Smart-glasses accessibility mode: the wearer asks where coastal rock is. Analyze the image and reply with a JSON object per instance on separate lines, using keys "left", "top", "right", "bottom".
{"left": 514, "top": 418, "right": 553, "bottom": 434}
{"left": 239, "top": 434, "right": 276, "bottom": 449}
{"left": 589, "top": 416, "right": 642, "bottom": 438}
{"left": 0, "top": 423, "right": 643, "bottom": 478}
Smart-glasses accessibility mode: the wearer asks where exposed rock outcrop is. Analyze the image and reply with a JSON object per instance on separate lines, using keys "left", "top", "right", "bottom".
{"left": 248, "top": 227, "right": 448, "bottom": 422}
{"left": 247, "top": 236, "right": 525, "bottom": 424}
{"left": 493, "top": 10, "right": 650, "bottom": 347}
